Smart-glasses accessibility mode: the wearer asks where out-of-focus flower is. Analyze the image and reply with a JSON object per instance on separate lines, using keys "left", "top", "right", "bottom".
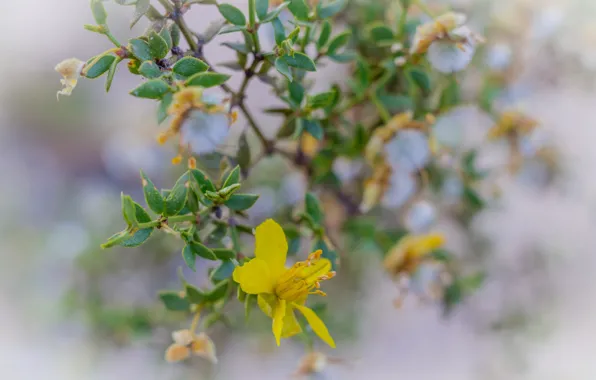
{"left": 384, "top": 129, "right": 431, "bottom": 173}
{"left": 487, "top": 111, "right": 538, "bottom": 141}
{"left": 332, "top": 157, "right": 363, "bottom": 184}
{"left": 301, "top": 132, "right": 320, "bottom": 158}
{"left": 158, "top": 88, "right": 234, "bottom": 162}
{"left": 485, "top": 43, "right": 513, "bottom": 71}
{"left": 411, "top": 12, "right": 483, "bottom": 73}
{"left": 55, "top": 58, "right": 85, "bottom": 99}
{"left": 383, "top": 233, "right": 445, "bottom": 277}
{"left": 293, "top": 351, "right": 345, "bottom": 378}
{"left": 404, "top": 200, "right": 437, "bottom": 233}
{"left": 165, "top": 329, "right": 217, "bottom": 364}
{"left": 360, "top": 162, "right": 390, "bottom": 213}
{"left": 233, "top": 220, "right": 336, "bottom": 347}
{"left": 381, "top": 168, "right": 417, "bottom": 210}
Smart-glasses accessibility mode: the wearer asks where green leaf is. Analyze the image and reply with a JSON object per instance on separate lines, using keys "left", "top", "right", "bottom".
{"left": 307, "top": 91, "right": 334, "bottom": 109}
{"left": 271, "top": 17, "right": 286, "bottom": 46}
{"left": 429, "top": 248, "right": 452, "bottom": 262}
{"left": 317, "top": 20, "right": 331, "bottom": 49}
{"left": 212, "top": 248, "right": 236, "bottom": 260}
{"left": 165, "top": 171, "right": 190, "bottom": 216}
{"left": 282, "top": 52, "right": 316, "bottom": 71}
{"left": 128, "top": 38, "right": 153, "bottom": 61}
{"left": 221, "top": 42, "right": 250, "bottom": 54}
{"left": 140, "top": 170, "right": 165, "bottom": 213}
{"left": 328, "top": 51, "right": 357, "bottom": 62}
{"left": 378, "top": 93, "right": 413, "bottom": 113}
{"left": 442, "top": 281, "right": 462, "bottom": 316}
{"left": 211, "top": 260, "right": 235, "bottom": 281}
{"left": 408, "top": 67, "right": 431, "bottom": 94}
{"left": 463, "top": 186, "right": 485, "bottom": 210}
{"left": 130, "top": 79, "right": 170, "bottom": 99}
{"left": 121, "top": 193, "right": 138, "bottom": 226}
{"left": 260, "top": 2, "right": 290, "bottom": 23}
{"left": 157, "top": 92, "right": 173, "bottom": 124}
{"left": 327, "top": 31, "right": 351, "bottom": 55}
{"left": 182, "top": 244, "right": 197, "bottom": 271}
{"left": 223, "top": 165, "right": 241, "bottom": 188}
{"left": 85, "top": 55, "right": 116, "bottom": 79}
{"left": 275, "top": 57, "right": 292, "bottom": 81}
{"left": 138, "top": 61, "right": 162, "bottom": 79}
{"left": 130, "top": 0, "right": 150, "bottom": 28}
{"left": 439, "top": 75, "right": 461, "bottom": 110}
{"left": 100, "top": 230, "right": 132, "bottom": 249}
{"left": 190, "top": 242, "right": 217, "bottom": 260}
{"left": 304, "top": 119, "right": 324, "bottom": 140}
{"left": 218, "top": 4, "right": 247, "bottom": 26}
{"left": 159, "top": 26, "right": 173, "bottom": 50}
{"left": 289, "top": 81, "right": 305, "bottom": 105}
{"left": 90, "top": 0, "right": 108, "bottom": 25}
{"left": 190, "top": 169, "right": 217, "bottom": 194}
{"left": 368, "top": 23, "right": 395, "bottom": 43}
{"left": 121, "top": 204, "right": 154, "bottom": 247}
{"left": 159, "top": 292, "right": 190, "bottom": 311}
{"left": 185, "top": 284, "right": 206, "bottom": 304}
{"left": 305, "top": 192, "right": 323, "bottom": 225}
{"left": 288, "top": 0, "right": 309, "bottom": 21}
{"left": 316, "top": 0, "right": 346, "bottom": 19}
{"left": 148, "top": 31, "right": 169, "bottom": 59}
{"left": 172, "top": 57, "right": 209, "bottom": 78}
{"left": 204, "top": 280, "right": 229, "bottom": 302}
{"left": 186, "top": 72, "right": 231, "bottom": 88}
{"left": 219, "top": 24, "right": 246, "bottom": 35}
{"left": 237, "top": 132, "right": 251, "bottom": 170}
{"left": 256, "top": 0, "right": 269, "bottom": 20}
{"left": 105, "top": 57, "right": 122, "bottom": 92}
{"left": 170, "top": 23, "right": 181, "bottom": 46}
{"left": 225, "top": 193, "right": 259, "bottom": 211}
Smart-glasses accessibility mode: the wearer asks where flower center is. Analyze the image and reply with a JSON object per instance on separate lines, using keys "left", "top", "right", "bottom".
{"left": 274, "top": 250, "right": 335, "bottom": 302}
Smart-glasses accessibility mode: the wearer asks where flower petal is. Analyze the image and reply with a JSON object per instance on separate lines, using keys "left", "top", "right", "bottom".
{"left": 272, "top": 299, "right": 286, "bottom": 346}
{"left": 281, "top": 305, "right": 302, "bottom": 338}
{"left": 257, "top": 293, "right": 276, "bottom": 317}
{"left": 171, "top": 329, "right": 194, "bottom": 345}
{"left": 293, "top": 304, "right": 336, "bottom": 348}
{"left": 191, "top": 333, "right": 218, "bottom": 364}
{"left": 255, "top": 219, "right": 288, "bottom": 279}
{"left": 165, "top": 344, "right": 191, "bottom": 362}
{"left": 233, "top": 258, "right": 274, "bottom": 294}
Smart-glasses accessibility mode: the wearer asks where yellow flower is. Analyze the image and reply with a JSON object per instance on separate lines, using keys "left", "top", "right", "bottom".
{"left": 383, "top": 233, "right": 445, "bottom": 277}
{"left": 233, "top": 219, "right": 336, "bottom": 348}
{"left": 164, "top": 329, "right": 217, "bottom": 364}
{"left": 487, "top": 111, "right": 538, "bottom": 141}
{"left": 301, "top": 132, "right": 321, "bottom": 158}
{"left": 55, "top": 58, "right": 85, "bottom": 99}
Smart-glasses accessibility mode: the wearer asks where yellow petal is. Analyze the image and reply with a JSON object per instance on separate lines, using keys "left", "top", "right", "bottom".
{"left": 257, "top": 293, "right": 276, "bottom": 317}
{"left": 272, "top": 299, "right": 286, "bottom": 346}
{"left": 233, "top": 258, "right": 274, "bottom": 294}
{"left": 191, "top": 333, "right": 218, "bottom": 364}
{"left": 165, "top": 344, "right": 191, "bottom": 362}
{"left": 293, "top": 304, "right": 335, "bottom": 348}
{"left": 171, "top": 329, "right": 194, "bottom": 345}
{"left": 281, "top": 305, "right": 302, "bottom": 338}
{"left": 255, "top": 219, "right": 288, "bottom": 280}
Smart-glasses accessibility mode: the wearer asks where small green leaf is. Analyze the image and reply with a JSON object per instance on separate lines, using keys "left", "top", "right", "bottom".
{"left": 170, "top": 23, "right": 181, "bottom": 46}
{"left": 244, "top": 294, "right": 255, "bottom": 321}
{"left": 130, "top": 0, "right": 150, "bottom": 28}
{"left": 463, "top": 186, "right": 485, "bottom": 210}
{"left": 140, "top": 170, "right": 164, "bottom": 213}
{"left": 211, "top": 260, "right": 235, "bottom": 281}
{"left": 186, "top": 72, "right": 231, "bottom": 88}
{"left": 182, "top": 244, "right": 197, "bottom": 271}
{"left": 256, "top": 0, "right": 269, "bottom": 20}
{"left": 159, "top": 291, "right": 190, "bottom": 311}
{"left": 121, "top": 193, "right": 138, "bottom": 226}
{"left": 90, "top": 0, "right": 108, "bottom": 25}
{"left": 237, "top": 132, "right": 251, "bottom": 170}
{"left": 271, "top": 17, "right": 286, "bottom": 46}
{"left": 275, "top": 57, "right": 292, "bottom": 81}
{"left": 225, "top": 194, "right": 259, "bottom": 211}
{"left": 223, "top": 165, "right": 241, "bottom": 188}
{"left": 219, "top": 4, "right": 247, "bottom": 26}
{"left": 408, "top": 67, "right": 431, "bottom": 94}
{"left": 327, "top": 31, "right": 351, "bottom": 55}
{"left": 172, "top": 57, "right": 209, "bottom": 78}
{"left": 157, "top": 92, "right": 173, "bottom": 124}
{"left": 204, "top": 280, "right": 229, "bottom": 302}
{"left": 105, "top": 57, "right": 122, "bottom": 92}
{"left": 289, "top": 81, "right": 305, "bottom": 105}
{"left": 288, "top": 0, "right": 309, "bottom": 21}
{"left": 100, "top": 230, "right": 131, "bottom": 249}
{"left": 260, "top": 2, "right": 290, "bottom": 23}
{"left": 221, "top": 42, "right": 250, "bottom": 54}
{"left": 121, "top": 204, "right": 154, "bottom": 247}
{"left": 307, "top": 91, "right": 334, "bottom": 109}
{"left": 159, "top": 26, "right": 173, "bottom": 50}
{"left": 212, "top": 248, "right": 237, "bottom": 260}
{"left": 316, "top": 0, "right": 346, "bottom": 19}
{"left": 85, "top": 55, "right": 116, "bottom": 79}
{"left": 165, "top": 171, "right": 190, "bottom": 216}
{"left": 304, "top": 119, "right": 324, "bottom": 140}
{"left": 190, "top": 242, "right": 217, "bottom": 260}
{"left": 430, "top": 249, "right": 452, "bottom": 262}
{"left": 328, "top": 51, "right": 357, "bottom": 62}
{"left": 317, "top": 20, "right": 331, "bottom": 49}
{"left": 368, "top": 23, "right": 395, "bottom": 43}
{"left": 190, "top": 169, "right": 217, "bottom": 194}
{"left": 130, "top": 79, "right": 170, "bottom": 99}
{"left": 128, "top": 38, "right": 153, "bottom": 61}
{"left": 185, "top": 284, "right": 206, "bottom": 304}
{"left": 282, "top": 52, "right": 316, "bottom": 71}
{"left": 138, "top": 61, "right": 162, "bottom": 79}
{"left": 305, "top": 192, "right": 323, "bottom": 225}
{"left": 219, "top": 24, "right": 246, "bottom": 35}
{"left": 148, "top": 31, "right": 169, "bottom": 59}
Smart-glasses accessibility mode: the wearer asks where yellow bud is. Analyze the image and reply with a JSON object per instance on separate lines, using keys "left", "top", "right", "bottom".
{"left": 171, "top": 155, "right": 183, "bottom": 165}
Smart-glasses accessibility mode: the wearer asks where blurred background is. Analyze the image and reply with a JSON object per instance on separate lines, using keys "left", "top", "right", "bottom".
{"left": 2, "top": 0, "right": 596, "bottom": 378}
